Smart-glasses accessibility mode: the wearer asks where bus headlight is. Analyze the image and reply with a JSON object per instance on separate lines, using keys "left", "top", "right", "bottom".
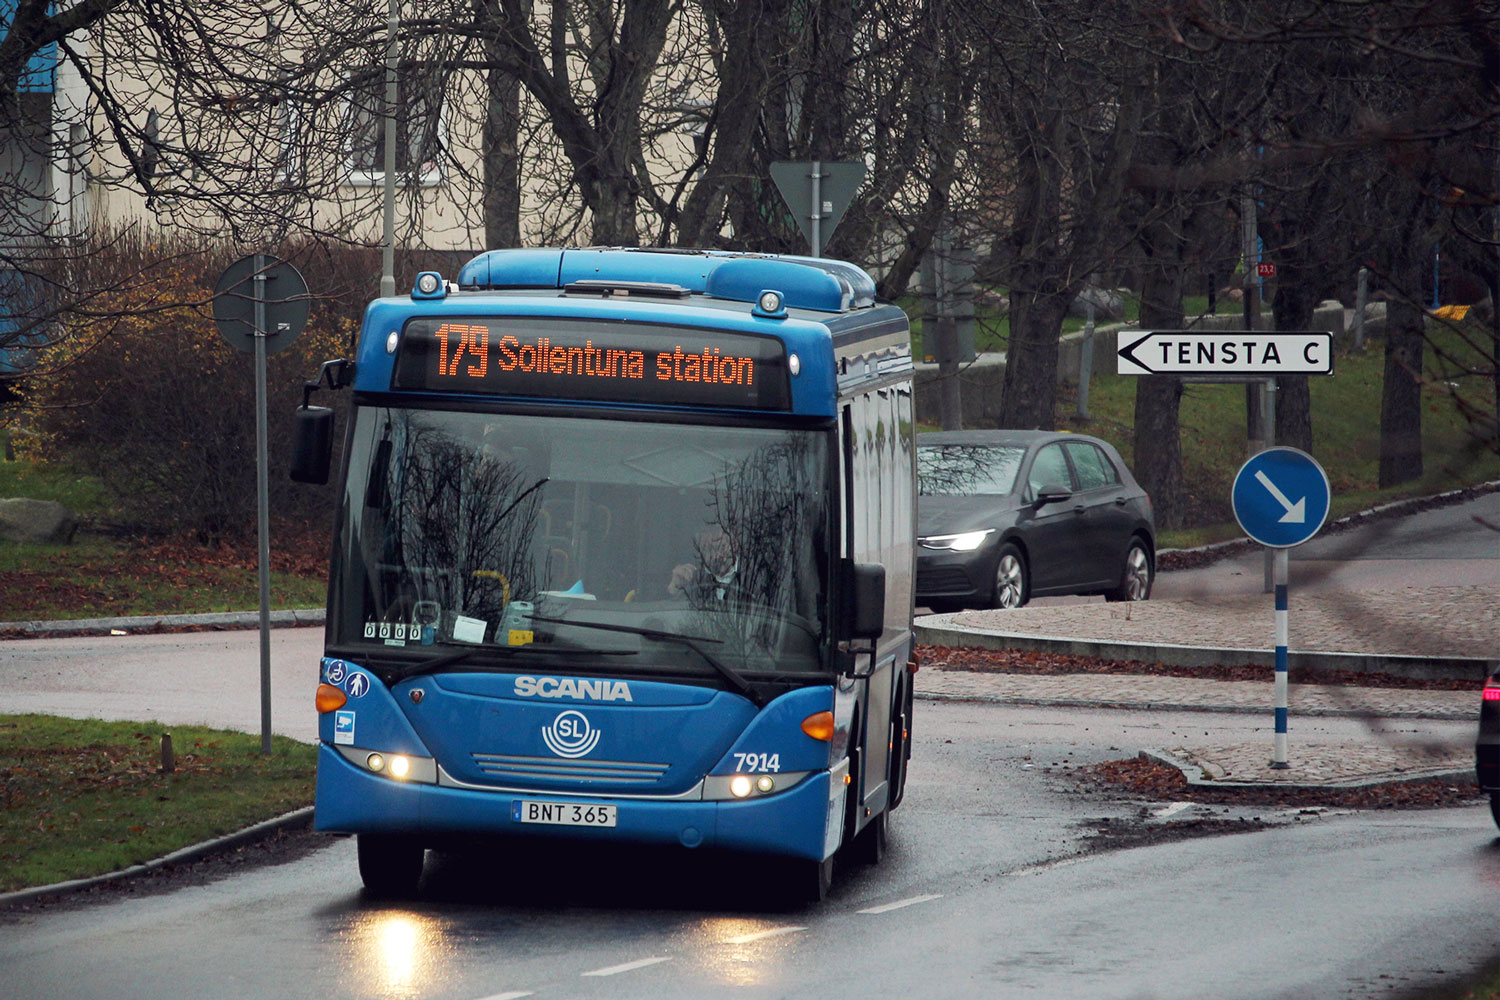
{"left": 703, "top": 771, "right": 809, "bottom": 800}
{"left": 337, "top": 745, "right": 437, "bottom": 783}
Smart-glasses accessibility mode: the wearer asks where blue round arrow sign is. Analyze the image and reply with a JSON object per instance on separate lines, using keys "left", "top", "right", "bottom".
{"left": 1231, "top": 447, "right": 1332, "bottom": 548}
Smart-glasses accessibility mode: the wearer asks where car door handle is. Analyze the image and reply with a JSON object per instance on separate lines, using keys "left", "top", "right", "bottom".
{"left": 1072, "top": 504, "right": 1086, "bottom": 514}
{"left": 1114, "top": 497, "right": 1127, "bottom": 506}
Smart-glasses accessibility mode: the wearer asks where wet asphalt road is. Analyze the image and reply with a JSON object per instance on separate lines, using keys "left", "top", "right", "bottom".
{"left": 2, "top": 491, "right": 1496, "bottom": 996}
{"left": 2, "top": 700, "right": 1491, "bottom": 1000}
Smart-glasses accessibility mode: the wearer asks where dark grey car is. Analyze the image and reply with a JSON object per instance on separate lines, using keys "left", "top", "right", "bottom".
{"left": 915, "top": 430, "right": 1155, "bottom": 610}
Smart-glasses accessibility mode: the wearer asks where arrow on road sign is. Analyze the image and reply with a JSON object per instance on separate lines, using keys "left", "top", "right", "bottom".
{"left": 1254, "top": 469, "right": 1305, "bottom": 523}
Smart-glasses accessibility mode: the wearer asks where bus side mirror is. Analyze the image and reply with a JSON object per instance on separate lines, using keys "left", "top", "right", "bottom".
{"left": 841, "top": 560, "right": 886, "bottom": 641}
{"left": 290, "top": 405, "right": 334, "bottom": 484}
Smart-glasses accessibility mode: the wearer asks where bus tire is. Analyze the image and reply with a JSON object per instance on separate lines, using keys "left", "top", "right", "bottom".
{"left": 357, "top": 834, "right": 425, "bottom": 897}
{"left": 795, "top": 854, "right": 835, "bottom": 904}
{"left": 888, "top": 680, "right": 912, "bottom": 811}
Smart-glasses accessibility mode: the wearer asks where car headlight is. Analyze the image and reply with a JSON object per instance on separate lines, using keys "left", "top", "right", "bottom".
{"left": 919, "top": 529, "right": 995, "bottom": 552}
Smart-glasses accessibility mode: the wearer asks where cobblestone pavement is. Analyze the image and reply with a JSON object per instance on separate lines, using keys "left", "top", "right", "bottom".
{"left": 932, "top": 586, "right": 1498, "bottom": 659}
{"left": 917, "top": 585, "right": 1490, "bottom": 789}
{"left": 1146, "top": 743, "right": 1470, "bottom": 788}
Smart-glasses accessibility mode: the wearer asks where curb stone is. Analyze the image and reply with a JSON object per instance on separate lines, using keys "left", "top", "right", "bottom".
{"left": 0, "top": 806, "right": 316, "bottom": 908}
{"left": 0, "top": 608, "right": 326, "bottom": 638}
{"left": 1139, "top": 748, "right": 1474, "bottom": 791}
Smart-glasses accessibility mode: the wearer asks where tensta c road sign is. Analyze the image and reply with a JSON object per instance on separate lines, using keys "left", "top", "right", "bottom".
{"left": 1231, "top": 446, "right": 1332, "bottom": 548}
{"left": 1116, "top": 330, "right": 1334, "bottom": 377}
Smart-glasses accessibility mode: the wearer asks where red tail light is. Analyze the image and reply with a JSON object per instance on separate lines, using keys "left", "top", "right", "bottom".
{"left": 1483, "top": 681, "right": 1500, "bottom": 701}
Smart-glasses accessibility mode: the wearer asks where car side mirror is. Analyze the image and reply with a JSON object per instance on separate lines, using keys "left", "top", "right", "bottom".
{"left": 289, "top": 405, "right": 334, "bottom": 484}
{"left": 840, "top": 560, "right": 886, "bottom": 641}
{"left": 1034, "top": 483, "right": 1072, "bottom": 507}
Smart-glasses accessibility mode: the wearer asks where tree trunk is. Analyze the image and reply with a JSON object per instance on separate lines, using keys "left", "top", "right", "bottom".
{"left": 481, "top": 0, "right": 526, "bottom": 249}
{"left": 998, "top": 286, "right": 1068, "bottom": 429}
{"left": 1379, "top": 294, "right": 1425, "bottom": 486}
{"left": 1270, "top": 278, "right": 1316, "bottom": 453}
{"left": 1131, "top": 210, "right": 1187, "bottom": 530}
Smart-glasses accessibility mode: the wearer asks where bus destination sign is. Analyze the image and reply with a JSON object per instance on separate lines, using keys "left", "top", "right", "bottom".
{"left": 392, "top": 318, "right": 792, "bottom": 410}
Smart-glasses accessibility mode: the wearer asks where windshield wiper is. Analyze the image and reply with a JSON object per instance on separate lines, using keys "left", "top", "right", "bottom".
{"left": 381, "top": 641, "right": 634, "bottom": 683}
{"left": 528, "top": 615, "right": 760, "bottom": 703}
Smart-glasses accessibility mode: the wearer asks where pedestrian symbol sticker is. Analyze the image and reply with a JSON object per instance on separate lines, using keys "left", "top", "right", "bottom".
{"left": 334, "top": 710, "right": 355, "bottom": 745}
{"left": 344, "top": 673, "right": 369, "bottom": 699}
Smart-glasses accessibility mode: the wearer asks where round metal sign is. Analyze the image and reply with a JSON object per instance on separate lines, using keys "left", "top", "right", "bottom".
{"left": 212, "top": 255, "right": 310, "bottom": 355}
{"left": 1231, "top": 446, "right": 1332, "bottom": 548}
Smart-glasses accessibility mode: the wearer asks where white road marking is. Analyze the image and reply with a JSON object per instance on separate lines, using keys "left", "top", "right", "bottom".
{"left": 857, "top": 893, "right": 943, "bottom": 915}
{"left": 473, "top": 992, "right": 534, "bottom": 1000}
{"left": 725, "top": 926, "right": 806, "bottom": 944}
{"left": 582, "top": 956, "right": 673, "bottom": 977}
{"left": 1152, "top": 801, "right": 1194, "bottom": 819}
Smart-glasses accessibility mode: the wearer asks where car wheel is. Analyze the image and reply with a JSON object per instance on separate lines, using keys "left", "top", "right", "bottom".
{"left": 991, "top": 544, "right": 1028, "bottom": 609}
{"left": 1105, "top": 539, "right": 1152, "bottom": 602}
{"left": 1490, "top": 794, "right": 1500, "bottom": 831}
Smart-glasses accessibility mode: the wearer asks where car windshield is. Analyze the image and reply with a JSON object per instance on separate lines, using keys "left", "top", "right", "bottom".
{"left": 917, "top": 444, "right": 1026, "bottom": 496}
{"left": 329, "top": 406, "right": 832, "bottom": 676}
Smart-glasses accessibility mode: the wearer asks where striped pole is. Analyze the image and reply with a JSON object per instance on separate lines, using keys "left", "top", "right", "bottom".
{"left": 1271, "top": 548, "right": 1290, "bottom": 768}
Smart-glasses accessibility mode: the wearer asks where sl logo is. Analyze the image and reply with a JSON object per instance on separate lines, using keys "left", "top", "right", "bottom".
{"left": 542, "top": 709, "right": 600, "bottom": 759}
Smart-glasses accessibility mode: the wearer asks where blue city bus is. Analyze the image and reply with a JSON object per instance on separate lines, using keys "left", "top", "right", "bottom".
{"left": 293, "top": 248, "right": 916, "bottom": 901}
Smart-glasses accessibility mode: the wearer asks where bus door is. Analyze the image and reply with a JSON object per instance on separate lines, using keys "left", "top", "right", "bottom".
{"left": 841, "top": 395, "right": 896, "bottom": 819}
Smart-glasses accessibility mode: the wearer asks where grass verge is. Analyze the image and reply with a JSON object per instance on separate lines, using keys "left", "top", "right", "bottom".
{"left": 1, "top": 457, "right": 329, "bottom": 621}
{"left": 0, "top": 714, "right": 315, "bottom": 892}
{"left": 1057, "top": 321, "right": 1499, "bottom": 547}
{"left": 0, "top": 537, "right": 328, "bottom": 621}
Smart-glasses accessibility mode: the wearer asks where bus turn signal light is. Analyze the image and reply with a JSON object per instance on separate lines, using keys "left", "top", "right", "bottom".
{"left": 801, "top": 711, "right": 835, "bottom": 741}
{"left": 317, "top": 683, "right": 348, "bottom": 713}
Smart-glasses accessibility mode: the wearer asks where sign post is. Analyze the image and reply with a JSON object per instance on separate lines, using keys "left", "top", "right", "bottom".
{"left": 212, "top": 255, "right": 310, "bottom": 754}
{"left": 1231, "top": 447, "right": 1332, "bottom": 768}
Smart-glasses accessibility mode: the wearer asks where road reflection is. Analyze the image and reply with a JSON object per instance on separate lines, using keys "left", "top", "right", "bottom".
{"left": 694, "top": 917, "right": 809, "bottom": 988}
{"left": 339, "top": 909, "right": 454, "bottom": 999}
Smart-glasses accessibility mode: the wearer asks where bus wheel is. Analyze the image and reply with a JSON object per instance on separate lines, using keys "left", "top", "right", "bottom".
{"left": 357, "top": 834, "right": 425, "bottom": 897}
{"left": 888, "top": 683, "right": 911, "bottom": 812}
{"left": 851, "top": 807, "right": 887, "bottom": 866}
{"left": 793, "top": 854, "right": 835, "bottom": 904}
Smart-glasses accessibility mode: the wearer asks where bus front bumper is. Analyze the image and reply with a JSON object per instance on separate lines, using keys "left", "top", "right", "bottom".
{"left": 314, "top": 743, "right": 835, "bottom": 861}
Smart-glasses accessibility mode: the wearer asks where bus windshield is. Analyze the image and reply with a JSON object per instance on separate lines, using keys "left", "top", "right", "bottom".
{"left": 329, "top": 406, "right": 832, "bottom": 677}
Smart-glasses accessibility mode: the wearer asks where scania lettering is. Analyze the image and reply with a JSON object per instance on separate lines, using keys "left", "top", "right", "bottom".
{"left": 513, "top": 675, "right": 634, "bottom": 702}
{"left": 293, "top": 249, "right": 916, "bottom": 902}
